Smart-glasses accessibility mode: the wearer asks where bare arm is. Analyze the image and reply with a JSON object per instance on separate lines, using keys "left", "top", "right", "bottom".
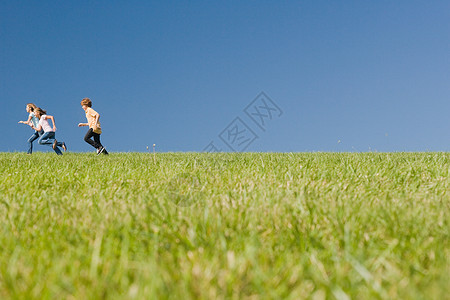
{"left": 93, "top": 112, "right": 100, "bottom": 128}
{"left": 18, "top": 115, "right": 32, "bottom": 124}
{"left": 46, "top": 115, "right": 57, "bottom": 131}
{"left": 78, "top": 110, "right": 100, "bottom": 128}
{"left": 31, "top": 123, "right": 42, "bottom": 131}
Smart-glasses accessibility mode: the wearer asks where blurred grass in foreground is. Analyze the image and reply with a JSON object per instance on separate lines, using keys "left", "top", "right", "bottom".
{"left": 0, "top": 152, "right": 449, "bottom": 299}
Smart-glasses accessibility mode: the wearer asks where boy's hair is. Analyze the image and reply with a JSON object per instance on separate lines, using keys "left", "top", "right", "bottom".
{"left": 81, "top": 98, "right": 92, "bottom": 107}
{"left": 27, "top": 103, "right": 37, "bottom": 112}
{"left": 34, "top": 107, "right": 47, "bottom": 117}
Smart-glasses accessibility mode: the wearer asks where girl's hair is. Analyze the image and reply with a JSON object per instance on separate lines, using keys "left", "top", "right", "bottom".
{"left": 27, "top": 103, "right": 38, "bottom": 112}
{"left": 34, "top": 107, "right": 47, "bottom": 117}
{"left": 81, "top": 98, "right": 92, "bottom": 107}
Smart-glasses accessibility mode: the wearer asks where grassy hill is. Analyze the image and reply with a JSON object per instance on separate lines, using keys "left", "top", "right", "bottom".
{"left": 0, "top": 152, "right": 449, "bottom": 299}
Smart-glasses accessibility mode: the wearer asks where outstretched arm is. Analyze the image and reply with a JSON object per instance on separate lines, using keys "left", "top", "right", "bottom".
{"left": 78, "top": 122, "right": 89, "bottom": 127}
{"left": 18, "top": 115, "right": 32, "bottom": 124}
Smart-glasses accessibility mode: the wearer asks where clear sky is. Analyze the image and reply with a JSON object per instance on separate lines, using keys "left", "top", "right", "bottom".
{"left": 1, "top": 1, "right": 449, "bottom": 152}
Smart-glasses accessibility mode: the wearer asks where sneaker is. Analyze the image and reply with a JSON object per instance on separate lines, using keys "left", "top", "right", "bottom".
{"left": 52, "top": 139, "right": 58, "bottom": 150}
{"left": 62, "top": 142, "right": 67, "bottom": 152}
{"left": 97, "top": 147, "right": 105, "bottom": 155}
{"left": 103, "top": 148, "right": 109, "bottom": 155}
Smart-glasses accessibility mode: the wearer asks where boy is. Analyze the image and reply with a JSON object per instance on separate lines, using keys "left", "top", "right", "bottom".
{"left": 78, "top": 98, "right": 108, "bottom": 155}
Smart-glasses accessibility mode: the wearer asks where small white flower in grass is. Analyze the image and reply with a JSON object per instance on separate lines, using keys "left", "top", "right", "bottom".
{"left": 128, "top": 284, "right": 139, "bottom": 298}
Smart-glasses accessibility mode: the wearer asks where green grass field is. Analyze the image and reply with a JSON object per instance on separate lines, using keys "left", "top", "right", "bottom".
{"left": 0, "top": 152, "right": 449, "bottom": 299}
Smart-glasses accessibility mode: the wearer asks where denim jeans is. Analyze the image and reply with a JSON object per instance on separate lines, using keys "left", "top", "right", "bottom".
{"left": 27, "top": 130, "right": 43, "bottom": 154}
{"left": 38, "top": 131, "right": 63, "bottom": 155}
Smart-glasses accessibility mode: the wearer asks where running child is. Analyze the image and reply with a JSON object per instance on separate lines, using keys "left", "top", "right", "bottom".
{"left": 78, "top": 98, "right": 108, "bottom": 155}
{"left": 18, "top": 103, "right": 43, "bottom": 154}
{"left": 31, "top": 108, "right": 67, "bottom": 155}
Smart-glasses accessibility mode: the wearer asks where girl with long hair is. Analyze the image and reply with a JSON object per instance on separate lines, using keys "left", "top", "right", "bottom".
{"left": 18, "top": 103, "right": 43, "bottom": 154}
{"left": 31, "top": 108, "right": 67, "bottom": 155}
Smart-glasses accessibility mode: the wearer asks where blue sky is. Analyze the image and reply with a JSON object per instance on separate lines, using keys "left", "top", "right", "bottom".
{"left": 1, "top": 1, "right": 449, "bottom": 152}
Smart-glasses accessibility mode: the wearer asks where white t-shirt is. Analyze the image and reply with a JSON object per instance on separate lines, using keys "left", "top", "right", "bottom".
{"left": 29, "top": 112, "right": 39, "bottom": 128}
{"left": 39, "top": 115, "right": 54, "bottom": 132}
